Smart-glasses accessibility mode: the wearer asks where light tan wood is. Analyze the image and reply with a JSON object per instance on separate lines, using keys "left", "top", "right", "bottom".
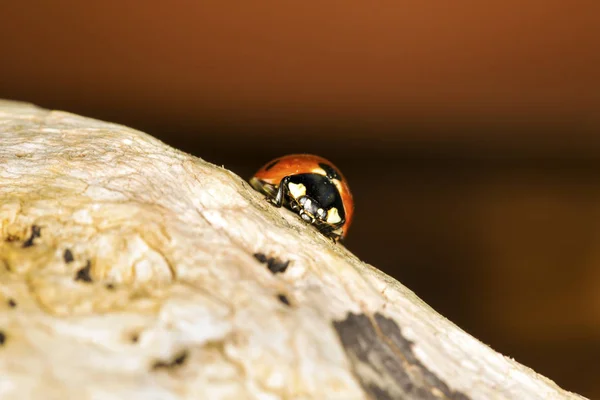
{"left": 0, "top": 100, "right": 586, "bottom": 399}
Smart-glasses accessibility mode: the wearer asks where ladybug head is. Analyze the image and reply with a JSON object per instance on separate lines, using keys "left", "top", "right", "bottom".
{"left": 296, "top": 195, "right": 328, "bottom": 222}
{"left": 286, "top": 174, "right": 345, "bottom": 227}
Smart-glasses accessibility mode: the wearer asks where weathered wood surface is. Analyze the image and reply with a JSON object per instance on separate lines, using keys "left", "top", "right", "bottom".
{"left": 0, "top": 100, "right": 586, "bottom": 399}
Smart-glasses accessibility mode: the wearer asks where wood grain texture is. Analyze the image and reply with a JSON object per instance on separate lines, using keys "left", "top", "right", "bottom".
{"left": 0, "top": 100, "right": 586, "bottom": 399}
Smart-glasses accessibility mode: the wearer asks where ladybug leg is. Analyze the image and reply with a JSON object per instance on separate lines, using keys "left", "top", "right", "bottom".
{"left": 298, "top": 210, "right": 315, "bottom": 224}
{"left": 313, "top": 222, "right": 341, "bottom": 243}
{"left": 320, "top": 229, "right": 338, "bottom": 243}
{"left": 324, "top": 230, "right": 341, "bottom": 243}
{"left": 326, "top": 225, "right": 345, "bottom": 243}
{"left": 270, "top": 176, "right": 292, "bottom": 207}
{"left": 330, "top": 229, "right": 342, "bottom": 242}
{"left": 328, "top": 230, "right": 343, "bottom": 243}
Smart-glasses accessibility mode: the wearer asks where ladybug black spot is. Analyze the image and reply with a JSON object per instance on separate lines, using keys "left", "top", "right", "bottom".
{"left": 265, "top": 160, "right": 279, "bottom": 171}
{"left": 318, "top": 163, "right": 342, "bottom": 181}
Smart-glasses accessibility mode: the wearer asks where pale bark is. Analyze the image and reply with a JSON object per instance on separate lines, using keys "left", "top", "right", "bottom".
{"left": 0, "top": 100, "right": 585, "bottom": 400}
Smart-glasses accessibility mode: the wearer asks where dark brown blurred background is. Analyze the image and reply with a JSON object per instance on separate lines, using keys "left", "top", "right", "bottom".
{"left": 1, "top": 1, "right": 600, "bottom": 397}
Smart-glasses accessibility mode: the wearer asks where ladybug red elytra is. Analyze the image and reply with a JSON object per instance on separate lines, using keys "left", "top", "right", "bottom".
{"left": 249, "top": 154, "right": 354, "bottom": 241}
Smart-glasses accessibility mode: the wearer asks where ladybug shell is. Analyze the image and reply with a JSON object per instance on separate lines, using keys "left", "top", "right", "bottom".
{"left": 251, "top": 154, "right": 354, "bottom": 238}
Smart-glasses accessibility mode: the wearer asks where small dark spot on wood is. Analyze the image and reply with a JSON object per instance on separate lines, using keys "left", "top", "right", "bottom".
{"left": 7, "top": 299, "right": 16, "bottom": 308}
{"left": 267, "top": 258, "right": 290, "bottom": 274}
{"left": 365, "top": 385, "right": 395, "bottom": 400}
{"left": 265, "top": 160, "right": 279, "bottom": 171}
{"left": 333, "top": 312, "right": 470, "bottom": 400}
{"left": 253, "top": 252, "right": 268, "bottom": 263}
{"left": 0, "top": 331, "right": 5, "bottom": 346}
{"left": 318, "top": 162, "right": 342, "bottom": 181}
{"left": 277, "top": 294, "right": 291, "bottom": 306}
{"left": 75, "top": 260, "right": 93, "bottom": 283}
{"left": 105, "top": 283, "right": 115, "bottom": 290}
{"left": 5, "top": 234, "right": 19, "bottom": 242}
{"left": 130, "top": 333, "right": 139, "bottom": 343}
{"left": 63, "top": 249, "right": 74, "bottom": 263}
{"left": 152, "top": 350, "right": 189, "bottom": 370}
{"left": 253, "top": 253, "right": 290, "bottom": 274}
{"left": 22, "top": 225, "right": 41, "bottom": 248}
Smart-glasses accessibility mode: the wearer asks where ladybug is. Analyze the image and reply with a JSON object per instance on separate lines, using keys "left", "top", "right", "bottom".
{"left": 249, "top": 154, "right": 354, "bottom": 241}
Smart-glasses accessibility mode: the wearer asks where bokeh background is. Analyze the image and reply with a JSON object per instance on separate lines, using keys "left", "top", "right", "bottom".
{"left": 1, "top": 1, "right": 599, "bottom": 397}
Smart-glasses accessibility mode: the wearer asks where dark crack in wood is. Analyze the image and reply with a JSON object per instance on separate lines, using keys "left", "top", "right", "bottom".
{"left": 63, "top": 248, "right": 74, "bottom": 263}
{"left": 333, "top": 312, "right": 471, "bottom": 400}
{"left": 22, "top": 225, "right": 41, "bottom": 248}
{"left": 277, "top": 293, "right": 291, "bottom": 306}
{"left": 129, "top": 333, "right": 140, "bottom": 343}
{"left": 253, "top": 252, "right": 268, "bottom": 263}
{"left": 5, "top": 234, "right": 19, "bottom": 242}
{"left": 268, "top": 258, "right": 290, "bottom": 274}
{"left": 253, "top": 252, "right": 290, "bottom": 274}
{"left": 152, "top": 350, "right": 189, "bottom": 371}
{"left": 75, "top": 260, "right": 93, "bottom": 283}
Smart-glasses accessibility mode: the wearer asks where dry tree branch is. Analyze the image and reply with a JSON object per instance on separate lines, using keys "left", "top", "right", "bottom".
{"left": 0, "top": 100, "right": 586, "bottom": 400}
